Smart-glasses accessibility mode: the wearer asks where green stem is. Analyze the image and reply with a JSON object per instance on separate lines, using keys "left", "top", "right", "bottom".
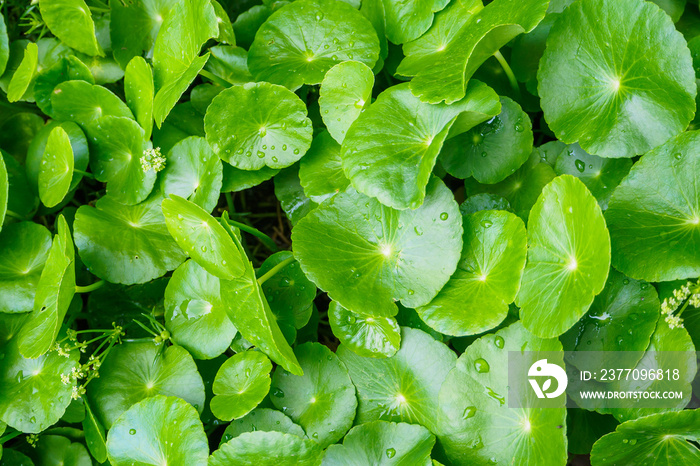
{"left": 227, "top": 219, "right": 279, "bottom": 252}
{"left": 0, "top": 430, "right": 22, "bottom": 444}
{"left": 225, "top": 192, "right": 235, "bottom": 214}
{"left": 75, "top": 280, "right": 105, "bottom": 293}
{"left": 199, "top": 69, "right": 233, "bottom": 88}
{"left": 493, "top": 50, "right": 521, "bottom": 100}
{"left": 4, "top": 209, "right": 25, "bottom": 220}
{"left": 73, "top": 169, "right": 95, "bottom": 179}
{"left": 257, "top": 255, "right": 295, "bottom": 285}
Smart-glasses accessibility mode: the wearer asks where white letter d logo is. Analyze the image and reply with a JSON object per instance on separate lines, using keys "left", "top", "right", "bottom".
{"left": 528, "top": 359, "right": 567, "bottom": 399}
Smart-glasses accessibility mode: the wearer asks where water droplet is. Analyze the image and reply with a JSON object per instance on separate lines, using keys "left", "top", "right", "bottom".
{"left": 348, "top": 315, "right": 356, "bottom": 324}
{"left": 315, "top": 12, "right": 323, "bottom": 20}
{"left": 201, "top": 246, "right": 207, "bottom": 252}
{"left": 623, "top": 278, "right": 630, "bottom": 285}
{"left": 463, "top": 406, "right": 477, "bottom": 419}
{"left": 272, "top": 388, "right": 285, "bottom": 398}
{"left": 674, "top": 153, "right": 682, "bottom": 160}
{"left": 481, "top": 151, "right": 488, "bottom": 157}
{"left": 407, "top": 289, "right": 414, "bottom": 295}
{"left": 439, "top": 212, "right": 449, "bottom": 220}
{"left": 414, "top": 226, "right": 423, "bottom": 236}
{"left": 474, "top": 358, "right": 490, "bottom": 373}
{"left": 257, "top": 151, "right": 265, "bottom": 158}
{"left": 575, "top": 159, "right": 586, "bottom": 173}
{"left": 272, "top": 156, "right": 279, "bottom": 163}
{"left": 514, "top": 124, "right": 524, "bottom": 132}
{"left": 385, "top": 448, "right": 396, "bottom": 458}
{"left": 282, "top": 144, "right": 287, "bottom": 151}
{"left": 494, "top": 336, "right": 504, "bottom": 348}
{"left": 481, "top": 220, "right": 492, "bottom": 228}
{"left": 245, "top": 369, "right": 251, "bottom": 377}
{"left": 293, "top": 148, "right": 300, "bottom": 155}
{"left": 312, "top": 432, "right": 319, "bottom": 438}
{"left": 129, "top": 429, "right": 137, "bottom": 435}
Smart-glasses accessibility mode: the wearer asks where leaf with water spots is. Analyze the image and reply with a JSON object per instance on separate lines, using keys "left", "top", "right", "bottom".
{"left": 605, "top": 131, "right": 700, "bottom": 282}
{"left": 219, "top": 408, "right": 306, "bottom": 445}
{"left": 247, "top": 0, "right": 380, "bottom": 90}
{"left": 323, "top": 420, "right": 435, "bottom": 466}
{"left": 210, "top": 431, "right": 322, "bottom": 466}
{"left": 516, "top": 175, "right": 611, "bottom": 338}
{"left": 106, "top": 395, "right": 209, "bottom": 466}
{"left": 124, "top": 56, "right": 154, "bottom": 141}
{"left": 292, "top": 177, "right": 462, "bottom": 317}
{"left": 51, "top": 80, "right": 134, "bottom": 129}
{"left": 39, "top": 0, "right": 102, "bottom": 56}
{"left": 329, "top": 301, "right": 401, "bottom": 358}
{"left": 211, "top": 351, "right": 272, "bottom": 421}
{"left": 538, "top": 0, "right": 696, "bottom": 157}
{"left": 38, "top": 127, "right": 75, "bottom": 208}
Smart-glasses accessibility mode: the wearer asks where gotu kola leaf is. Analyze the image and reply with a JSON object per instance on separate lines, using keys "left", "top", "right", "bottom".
{"left": 292, "top": 177, "right": 462, "bottom": 318}
{"left": 210, "top": 431, "right": 322, "bottom": 466}
{"left": 298, "top": 131, "right": 349, "bottom": 203}
{"left": 7, "top": 42, "right": 37, "bottom": 103}
{"left": 247, "top": 0, "right": 380, "bottom": 90}
{"left": 39, "top": 0, "right": 103, "bottom": 57}
{"left": 401, "top": 0, "right": 549, "bottom": 104}
{"left": 220, "top": 408, "right": 306, "bottom": 444}
{"left": 328, "top": 301, "right": 401, "bottom": 358}
{"left": 341, "top": 81, "right": 500, "bottom": 210}
{"left": 211, "top": 351, "right": 272, "bottom": 421}
{"left": 516, "top": 175, "right": 611, "bottom": 338}
{"left": 605, "top": 130, "right": 700, "bottom": 282}
{"left": 38, "top": 126, "right": 75, "bottom": 208}
{"left": 538, "top": 0, "right": 696, "bottom": 158}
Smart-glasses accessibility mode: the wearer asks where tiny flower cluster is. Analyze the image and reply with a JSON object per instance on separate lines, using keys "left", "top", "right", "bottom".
{"left": 660, "top": 280, "right": 700, "bottom": 329}
{"left": 140, "top": 147, "right": 166, "bottom": 172}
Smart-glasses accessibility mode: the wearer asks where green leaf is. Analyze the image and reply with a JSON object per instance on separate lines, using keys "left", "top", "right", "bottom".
{"left": 210, "top": 431, "right": 322, "bottom": 466}
{"left": 51, "top": 80, "right": 133, "bottom": 129}
{"left": 152, "top": 0, "right": 218, "bottom": 127}
{"left": 436, "top": 322, "right": 567, "bottom": 465}
{"left": 510, "top": 14, "right": 558, "bottom": 89}
{"left": 233, "top": 5, "right": 273, "bottom": 50}
{"left": 341, "top": 82, "right": 500, "bottom": 210}
{"left": 82, "top": 400, "right": 107, "bottom": 463}
{"left": 605, "top": 130, "right": 700, "bottom": 281}
{"left": 403, "top": 0, "right": 549, "bottom": 104}
{"left": 211, "top": 351, "right": 272, "bottom": 421}
{"left": 298, "top": 133, "right": 349, "bottom": 203}
{"left": 0, "top": 222, "right": 52, "bottom": 313}
{"left": 34, "top": 56, "right": 94, "bottom": 118}
{"left": 516, "top": 175, "right": 611, "bottom": 338}
{"left": 0, "top": 154, "right": 7, "bottom": 231}
{"left": 212, "top": 0, "right": 235, "bottom": 45}
{"left": 417, "top": 210, "right": 527, "bottom": 336}
{"left": 538, "top": 0, "right": 696, "bottom": 158}
{"left": 328, "top": 301, "right": 401, "bottom": 358}
{"left": 16, "top": 216, "right": 75, "bottom": 358}
{"left": 39, "top": 0, "right": 103, "bottom": 56}
{"left": 567, "top": 409, "right": 618, "bottom": 456}
{"left": 257, "top": 251, "right": 317, "bottom": 341}
{"left": 292, "top": 177, "right": 462, "bottom": 317}
{"left": 337, "top": 327, "right": 457, "bottom": 433}
{"left": 153, "top": 101, "right": 205, "bottom": 155}
{"left": 270, "top": 342, "right": 356, "bottom": 448}
{"left": 35, "top": 435, "right": 91, "bottom": 466}
{"left": 38, "top": 127, "right": 75, "bottom": 208}
{"left": 590, "top": 410, "right": 700, "bottom": 465}
{"left": 4, "top": 152, "right": 39, "bottom": 219}
{"left": 222, "top": 163, "right": 279, "bottom": 193}
{"left": 203, "top": 45, "right": 253, "bottom": 85}
{"left": 124, "top": 56, "right": 154, "bottom": 141}
{"left": 0, "top": 12, "right": 8, "bottom": 77}
{"left": 204, "top": 82, "right": 313, "bottom": 170}
{"left": 247, "top": 0, "right": 380, "bottom": 90}
{"left": 7, "top": 42, "right": 37, "bottom": 103}
{"left": 439, "top": 97, "right": 533, "bottom": 183}
{"left": 220, "top": 408, "right": 305, "bottom": 444}
{"left": 465, "top": 148, "right": 557, "bottom": 221}
{"left": 219, "top": 219, "right": 303, "bottom": 376}
{"left": 0, "top": 334, "right": 78, "bottom": 433}
{"left": 323, "top": 420, "right": 435, "bottom": 466}
{"left": 109, "top": 0, "right": 178, "bottom": 68}
{"left": 74, "top": 191, "right": 186, "bottom": 285}
{"left": 89, "top": 116, "right": 155, "bottom": 206}
{"left": 561, "top": 269, "right": 660, "bottom": 368}
{"left": 159, "top": 137, "right": 223, "bottom": 212}
{"left": 106, "top": 395, "right": 209, "bottom": 466}
{"left": 274, "top": 165, "right": 318, "bottom": 225}
{"left": 164, "top": 259, "right": 237, "bottom": 360}
{"left": 162, "top": 194, "right": 246, "bottom": 280}
{"left": 88, "top": 342, "right": 205, "bottom": 429}
{"left": 318, "top": 61, "right": 374, "bottom": 144}
{"left": 459, "top": 193, "right": 511, "bottom": 216}
{"left": 381, "top": 0, "right": 450, "bottom": 44}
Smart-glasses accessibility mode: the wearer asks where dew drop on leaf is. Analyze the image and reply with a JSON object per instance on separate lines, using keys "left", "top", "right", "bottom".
{"left": 463, "top": 406, "right": 477, "bottom": 419}
{"left": 386, "top": 448, "right": 396, "bottom": 458}
{"left": 474, "top": 358, "right": 490, "bottom": 373}
{"left": 129, "top": 429, "right": 136, "bottom": 435}
{"left": 575, "top": 159, "right": 586, "bottom": 172}
{"left": 494, "top": 336, "right": 504, "bottom": 348}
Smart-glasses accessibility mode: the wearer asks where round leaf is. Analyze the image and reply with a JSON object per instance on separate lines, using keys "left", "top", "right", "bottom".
{"left": 222, "top": 163, "right": 279, "bottom": 193}
{"left": 292, "top": 177, "right": 462, "bottom": 317}
{"left": 7, "top": 42, "right": 37, "bottom": 103}
{"left": 459, "top": 193, "right": 511, "bottom": 216}
{"left": 382, "top": 0, "right": 449, "bottom": 44}
{"left": 162, "top": 195, "right": 245, "bottom": 280}
{"left": 323, "top": 420, "right": 435, "bottom": 466}
{"left": 328, "top": 301, "right": 401, "bottom": 358}
{"left": 337, "top": 327, "right": 457, "bottom": 433}
{"left": 341, "top": 82, "right": 500, "bottom": 210}
{"left": 605, "top": 131, "right": 700, "bottom": 281}
{"left": 0, "top": 336, "right": 78, "bottom": 433}
{"left": 35, "top": 435, "right": 91, "bottom": 466}
{"left": 210, "top": 431, "right": 322, "bottom": 466}
{"left": 417, "top": 210, "right": 527, "bottom": 336}
{"left": 297, "top": 131, "right": 350, "bottom": 203}
{"left": 211, "top": 351, "right": 272, "bottom": 421}
{"left": 318, "top": 61, "right": 374, "bottom": 144}
{"left": 590, "top": 410, "right": 700, "bottom": 465}
{"left": 247, "top": 0, "right": 380, "bottom": 90}
{"left": 220, "top": 408, "right": 305, "bottom": 445}
{"left": 39, "top": 0, "right": 102, "bottom": 56}
{"left": 164, "top": 259, "right": 237, "bottom": 360}
{"left": 34, "top": 55, "right": 94, "bottom": 118}
{"left": 159, "top": 136, "right": 223, "bottom": 212}
{"left": 274, "top": 165, "right": 318, "bottom": 225}
{"left": 270, "top": 342, "right": 357, "bottom": 448}
{"left": 538, "top": 0, "right": 696, "bottom": 157}
{"left": 88, "top": 341, "right": 205, "bottom": 429}
{"left": 516, "top": 175, "right": 611, "bottom": 338}
{"left": 0, "top": 222, "right": 52, "bottom": 313}
{"left": 204, "top": 82, "right": 313, "bottom": 170}
{"left": 124, "top": 56, "right": 154, "bottom": 140}
{"left": 403, "top": 0, "right": 549, "bottom": 104}
{"left": 74, "top": 191, "right": 186, "bottom": 285}
{"left": 51, "top": 80, "right": 133, "bottom": 129}
{"left": 439, "top": 97, "right": 533, "bottom": 183}
{"left": 38, "top": 127, "right": 74, "bottom": 208}
{"left": 106, "top": 395, "right": 208, "bottom": 466}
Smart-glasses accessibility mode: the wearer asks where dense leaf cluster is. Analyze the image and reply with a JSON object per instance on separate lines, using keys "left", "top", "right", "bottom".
{"left": 0, "top": 0, "right": 699, "bottom": 464}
